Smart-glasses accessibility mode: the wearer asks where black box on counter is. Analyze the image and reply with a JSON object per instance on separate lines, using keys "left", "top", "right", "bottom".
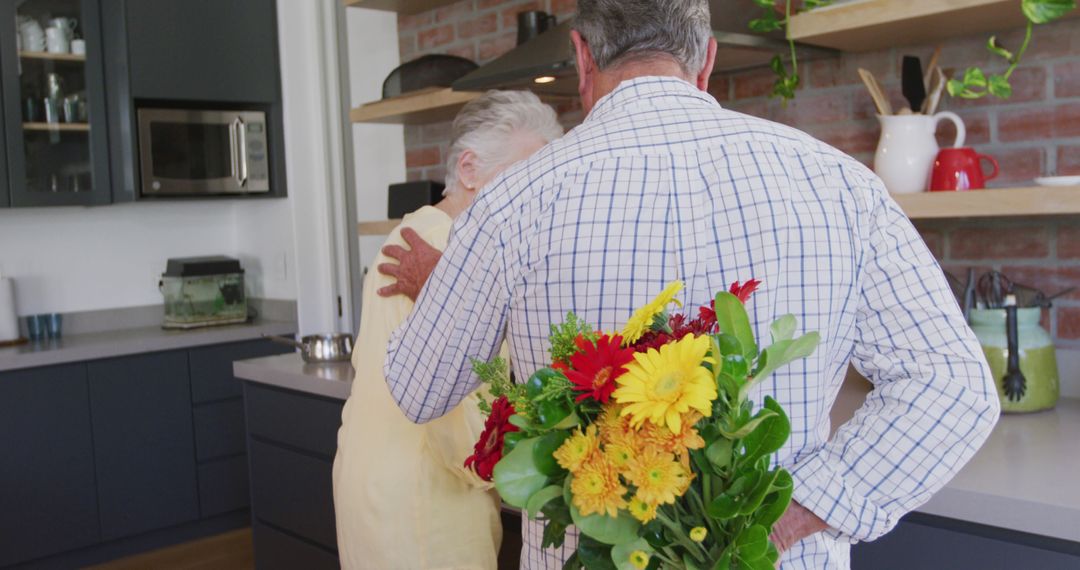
{"left": 388, "top": 181, "right": 445, "bottom": 219}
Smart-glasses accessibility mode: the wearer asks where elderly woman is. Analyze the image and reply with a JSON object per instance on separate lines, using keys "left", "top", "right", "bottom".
{"left": 332, "top": 90, "right": 563, "bottom": 570}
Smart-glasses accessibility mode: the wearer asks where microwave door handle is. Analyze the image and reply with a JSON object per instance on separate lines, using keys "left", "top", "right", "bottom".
{"left": 233, "top": 117, "right": 249, "bottom": 188}
{"left": 228, "top": 121, "right": 240, "bottom": 181}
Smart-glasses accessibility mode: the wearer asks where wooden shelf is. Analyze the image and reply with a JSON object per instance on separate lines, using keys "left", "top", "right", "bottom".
{"left": 19, "top": 50, "right": 85, "bottom": 62}
{"left": 358, "top": 219, "right": 402, "bottom": 236}
{"left": 788, "top": 0, "right": 1079, "bottom": 52}
{"left": 23, "top": 122, "right": 89, "bottom": 132}
{"left": 892, "top": 186, "right": 1080, "bottom": 220}
{"left": 350, "top": 87, "right": 482, "bottom": 125}
{"left": 342, "top": 0, "right": 462, "bottom": 15}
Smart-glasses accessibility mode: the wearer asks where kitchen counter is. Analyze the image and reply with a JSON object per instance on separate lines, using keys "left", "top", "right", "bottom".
{"left": 233, "top": 352, "right": 354, "bottom": 400}
{"left": 0, "top": 318, "right": 297, "bottom": 373}
{"left": 917, "top": 398, "right": 1080, "bottom": 543}
{"left": 234, "top": 355, "right": 1080, "bottom": 544}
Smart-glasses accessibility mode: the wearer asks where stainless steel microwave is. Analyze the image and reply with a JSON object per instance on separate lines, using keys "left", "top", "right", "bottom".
{"left": 137, "top": 109, "right": 271, "bottom": 196}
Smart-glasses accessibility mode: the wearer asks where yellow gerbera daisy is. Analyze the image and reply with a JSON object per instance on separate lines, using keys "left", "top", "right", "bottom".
{"left": 553, "top": 425, "right": 599, "bottom": 473}
{"left": 629, "top": 550, "right": 651, "bottom": 570}
{"left": 620, "top": 280, "right": 684, "bottom": 345}
{"left": 570, "top": 455, "right": 627, "bottom": 517}
{"left": 626, "top": 449, "right": 689, "bottom": 505}
{"left": 613, "top": 334, "right": 717, "bottom": 433}
{"left": 627, "top": 495, "right": 658, "bottom": 523}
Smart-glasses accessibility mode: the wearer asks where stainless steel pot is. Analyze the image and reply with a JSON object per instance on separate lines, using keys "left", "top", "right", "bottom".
{"left": 266, "top": 333, "right": 354, "bottom": 364}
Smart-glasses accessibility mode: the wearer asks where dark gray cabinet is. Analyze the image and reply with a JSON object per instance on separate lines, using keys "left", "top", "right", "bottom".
{"left": 124, "top": 0, "right": 280, "bottom": 103}
{"left": 0, "top": 363, "right": 99, "bottom": 566}
{"left": 88, "top": 351, "right": 200, "bottom": 540}
{"left": 852, "top": 514, "right": 1080, "bottom": 569}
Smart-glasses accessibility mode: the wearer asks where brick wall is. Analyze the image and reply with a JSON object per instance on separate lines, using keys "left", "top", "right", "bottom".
{"left": 395, "top": 1, "right": 1080, "bottom": 346}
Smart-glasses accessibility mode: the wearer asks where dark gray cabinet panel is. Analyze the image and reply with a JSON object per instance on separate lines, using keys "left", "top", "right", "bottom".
{"left": 852, "top": 515, "right": 1080, "bottom": 570}
{"left": 0, "top": 364, "right": 99, "bottom": 566}
{"left": 198, "top": 455, "right": 250, "bottom": 517}
{"left": 124, "top": 0, "right": 280, "bottom": 103}
{"left": 190, "top": 339, "right": 292, "bottom": 403}
{"left": 88, "top": 351, "right": 199, "bottom": 540}
{"left": 254, "top": 523, "right": 340, "bottom": 570}
{"left": 194, "top": 399, "right": 247, "bottom": 460}
{"left": 245, "top": 383, "right": 344, "bottom": 457}
{"left": 249, "top": 440, "right": 338, "bottom": 551}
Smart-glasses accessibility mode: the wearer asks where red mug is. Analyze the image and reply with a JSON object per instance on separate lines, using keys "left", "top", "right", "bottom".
{"left": 930, "top": 147, "right": 999, "bottom": 191}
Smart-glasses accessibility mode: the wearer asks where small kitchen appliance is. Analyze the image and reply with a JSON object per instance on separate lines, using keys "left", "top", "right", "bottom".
{"left": 160, "top": 256, "right": 247, "bottom": 329}
{"left": 388, "top": 180, "right": 445, "bottom": 219}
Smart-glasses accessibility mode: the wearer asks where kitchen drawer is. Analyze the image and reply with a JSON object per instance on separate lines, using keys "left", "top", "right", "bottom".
{"left": 198, "top": 455, "right": 249, "bottom": 517}
{"left": 254, "top": 522, "right": 339, "bottom": 570}
{"left": 189, "top": 339, "right": 293, "bottom": 403}
{"left": 244, "top": 382, "right": 343, "bottom": 458}
{"left": 249, "top": 440, "right": 337, "bottom": 550}
{"left": 193, "top": 399, "right": 246, "bottom": 461}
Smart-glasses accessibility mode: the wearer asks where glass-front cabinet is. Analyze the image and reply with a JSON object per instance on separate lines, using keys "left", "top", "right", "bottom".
{"left": 1, "top": 0, "right": 110, "bottom": 206}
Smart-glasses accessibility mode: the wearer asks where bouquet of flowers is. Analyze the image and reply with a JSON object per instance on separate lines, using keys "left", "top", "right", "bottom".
{"left": 465, "top": 280, "right": 819, "bottom": 570}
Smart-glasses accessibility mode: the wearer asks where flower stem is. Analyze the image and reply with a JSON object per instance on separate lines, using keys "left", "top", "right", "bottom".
{"left": 1004, "top": 21, "right": 1033, "bottom": 81}
{"left": 786, "top": 0, "right": 798, "bottom": 77}
{"left": 657, "top": 512, "right": 709, "bottom": 562}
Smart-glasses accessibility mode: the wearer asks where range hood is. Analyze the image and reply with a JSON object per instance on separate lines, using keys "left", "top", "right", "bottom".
{"left": 452, "top": 20, "right": 833, "bottom": 97}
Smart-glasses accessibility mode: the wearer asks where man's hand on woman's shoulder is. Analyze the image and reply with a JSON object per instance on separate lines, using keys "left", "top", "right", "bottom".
{"left": 377, "top": 227, "right": 443, "bottom": 301}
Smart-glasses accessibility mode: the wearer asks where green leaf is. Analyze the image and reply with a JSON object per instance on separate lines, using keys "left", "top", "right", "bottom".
{"left": 503, "top": 431, "right": 526, "bottom": 455}
{"left": 735, "top": 525, "right": 769, "bottom": 561}
{"left": 714, "top": 292, "right": 758, "bottom": 360}
{"left": 721, "top": 354, "right": 750, "bottom": 380}
{"left": 946, "top": 78, "right": 969, "bottom": 97}
{"left": 526, "top": 485, "right": 565, "bottom": 519}
{"left": 711, "top": 548, "right": 733, "bottom": 570}
{"left": 753, "top": 470, "right": 793, "bottom": 530}
{"left": 533, "top": 431, "right": 572, "bottom": 476}
{"left": 612, "top": 538, "right": 655, "bottom": 570}
{"left": 988, "top": 74, "right": 1013, "bottom": 99}
{"left": 706, "top": 438, "right": 734, "bottom": 472}
{"left": 553, "top": 410, "right": 582, "bottom": 430}
{"left": 770, "top": 54, "right": 785, "bottom": 76}
{"left": 707, "top": 493, "right": 740, "bottom": 519}
{"left": 739, "top": 469, "right": 781, "bottom": 516}
{"left": 545, "top": 517, "right": 570, "bottom": 549}
{"left": 770, "top": 314, "right": 797, "bottom": 343}
{"left": 749, "top": 14, "right": 783, "bottom": 33}
{"left": 1022, "top": 0, "right": 1076, "bottom": 24}
{"left": 508, "top": 414, "right": 534, "bottom": 430}
{"left": 565, "top": 476, "right": 641, "bottom": 545}
{"left": 683, "top": 554, "right": 702, "bottom": 570}
{"left": 751, "top": 0, "right": 775, "bottom": 8}
{"left": 493, "top": 438, "right": 549, "bottom": 508}
{"left": 741, "top": 397, "right": 791, "bottom": 464}
{"left": 561, "top": 551, "right": 582, "bottom": 570}
{"left": 751, "top": 332, "right": 819, "bottom": 386}
{"left": 985, "top": 36, "right": 1014, "bottom": 61}
{"left": 714, "top": 333, "right": 744, "bottom": 357}
{"left": 740, "top": 556, "right": 776, "bottom": 570}
{"left": 718, "top": 409, "right": 776, "bottom": 440}
{"left": 578, "top": 535, "right": 618, "bottom": 570}
{"left": 962, "top": 66, "right": 988, "bottom": 87}
{"left": 642, "top": 520, "right": 672, "bottom": 550}
{"left": 538, "top": 399, "right": 573, "bottom": 430}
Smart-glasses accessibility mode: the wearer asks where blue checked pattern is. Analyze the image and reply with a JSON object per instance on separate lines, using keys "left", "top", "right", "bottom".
{"left": 384, "top": 77, "right": 1000, "bottom": 569}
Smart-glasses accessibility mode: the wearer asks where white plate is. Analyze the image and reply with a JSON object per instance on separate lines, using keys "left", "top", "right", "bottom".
{"left": 1034, "top": 176, "right": 1080, "bottom": 187}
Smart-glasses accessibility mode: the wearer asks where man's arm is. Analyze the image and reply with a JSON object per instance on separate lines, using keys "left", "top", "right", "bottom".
{"left": 377, "top": 228, "right": 442, "bottom": 301}
{"left": 383, "top": 200, "right": 515, "bottom": 424}
{"left": 787, "top": 174, "right": 1000, "bottom": 544}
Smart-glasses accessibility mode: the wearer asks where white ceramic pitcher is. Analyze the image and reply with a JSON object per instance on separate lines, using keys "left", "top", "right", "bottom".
{"left": 874, "top": 112, "right": 966, "bottom": 194}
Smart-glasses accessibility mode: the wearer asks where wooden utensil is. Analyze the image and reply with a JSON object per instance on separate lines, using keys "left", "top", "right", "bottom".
{"left": 923, "top": 45, "right": 942, "bottom": 89}
{"left": 858, "top": 68, "right": 892, "bottom": 116}
{"left": 923, "top": 67, "right": 947, "bottom": 115}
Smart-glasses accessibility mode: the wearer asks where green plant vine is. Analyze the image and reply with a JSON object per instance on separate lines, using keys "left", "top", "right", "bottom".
{"left": 948, "top": 0, "right": 1076, "bottom": 99}
{"left": 749, "top": 0, "right": 831, "bottom": 103}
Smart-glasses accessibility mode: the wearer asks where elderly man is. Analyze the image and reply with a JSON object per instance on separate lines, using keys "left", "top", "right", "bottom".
{"left": 382, "top": 1, "right": 1000, "bottom": 568}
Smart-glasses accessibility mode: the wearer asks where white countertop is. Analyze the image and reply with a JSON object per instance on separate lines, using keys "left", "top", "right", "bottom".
{"left": 233, "top": 352, "right": 354, "bottom": 400}
{"left": 234, "top": 353, "right": 1080, "bottom": 543}
{"left": 918, "top": 398, "right": 1080, "bottom": 542}
{"left": 0, "top": 318, "right": 297, "bottom": 372}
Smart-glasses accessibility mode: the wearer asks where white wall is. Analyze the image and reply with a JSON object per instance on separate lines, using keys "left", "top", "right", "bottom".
{"left": 345, "top": 8, "right": 406, "bottom": 276}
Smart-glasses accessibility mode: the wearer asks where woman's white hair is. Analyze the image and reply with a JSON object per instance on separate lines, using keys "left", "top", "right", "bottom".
{"left": 444, "top": 90, "right": 563, "bottom": 193}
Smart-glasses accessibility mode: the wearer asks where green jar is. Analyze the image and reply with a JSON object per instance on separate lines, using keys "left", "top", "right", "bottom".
{"left": 969, "top": 308, "right": 1059, "bottom": 413}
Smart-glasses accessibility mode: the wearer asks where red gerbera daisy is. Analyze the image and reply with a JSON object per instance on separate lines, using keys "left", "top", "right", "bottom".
{"left": 729, "top": 279, "right": 761, "bottom": 304}
{"left": 464, "top": 396, "right": 519, "bottom": 481}
{"left": 565, "top": 334, "right": 636, "bottom": 403}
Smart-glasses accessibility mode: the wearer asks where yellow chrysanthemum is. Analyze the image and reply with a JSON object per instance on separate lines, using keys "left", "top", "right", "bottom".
{"left": 637, "top": 411, "right": 706, "bottom": 460}
{"left": 627, "top": 496, "right": 658, "bottom": 523}
{"left": 629, "top": 550, "right": 651, "bottom": 570}
{"left": 553, "top": 425, "right": 599, "bottom": 473}
{"left": 613, "top": 334, "right": 717, "bottom": 433}
{"left": 626, "top": 449, "right": 689, "bottom": 505}
{"left": 620, "top": 280, "right": 684, "bottom": 344}
{"left": 690, "top": 526, "right": 708, "bottom": 542}
{"left": 604, "top": 443, "right": 634, "bottom": 472}
{"left": 570, "top": 455, "right": 627, "bottom": 517}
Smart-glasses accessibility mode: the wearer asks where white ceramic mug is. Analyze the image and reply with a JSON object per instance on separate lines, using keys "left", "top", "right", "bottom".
{"left": 45, "top": 26, "right": 69, "bottom": 54}
{"left": 874, "top": 112, "right": 966, "bottom": 194}
{"left": 71, "top": 39, "right": 86, "bottom": 55}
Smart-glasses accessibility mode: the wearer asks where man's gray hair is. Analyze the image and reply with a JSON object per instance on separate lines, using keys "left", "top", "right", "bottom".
{"left": 445, "top": 90, "right": 563, "bottom": 193}
{"left": 573, "top": 0, "right": 712, "bottom": 74}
